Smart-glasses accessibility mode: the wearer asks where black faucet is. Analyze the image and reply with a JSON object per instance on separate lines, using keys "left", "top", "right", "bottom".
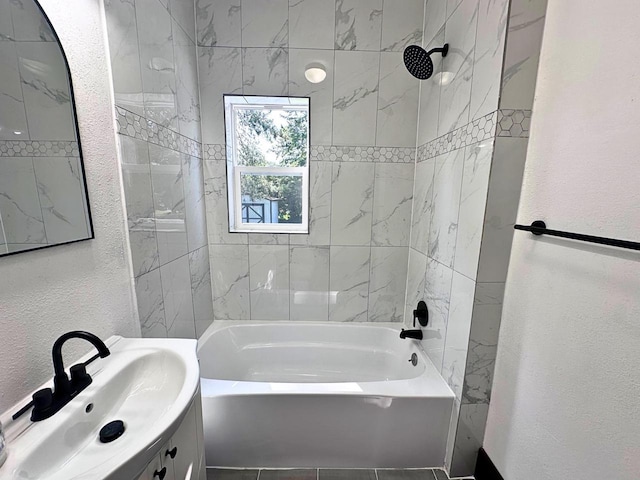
{"left": 400, "top": 301, "right": 429, "bottom": 340}
{"left": 13, "top": 331, "right": 110, "bottom": 422}
{"left": 400, "top": 329, "right": 423, "bottom": 340}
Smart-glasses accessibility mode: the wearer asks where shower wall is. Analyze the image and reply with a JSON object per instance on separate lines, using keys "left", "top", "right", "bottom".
{"left": 406, "top": 0, "right": 547, "bottom": 475}
{"left": 104, "top": 0, "right": 214, "bottom": 338}
{"left": 198, "top": 0, "right": 423, "bottom": 324}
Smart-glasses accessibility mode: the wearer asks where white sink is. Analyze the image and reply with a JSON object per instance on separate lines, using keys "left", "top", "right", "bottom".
{"left": 0, "top": 336, "right": 200, "bottom": 479}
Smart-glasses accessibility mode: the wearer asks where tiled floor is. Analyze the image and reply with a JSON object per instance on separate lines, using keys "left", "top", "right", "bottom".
{"left": 207, "top": 468, "right": 465, "bottom": 480}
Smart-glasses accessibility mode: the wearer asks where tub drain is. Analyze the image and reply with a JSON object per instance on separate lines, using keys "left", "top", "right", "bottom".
{"left": 99, "top": 420, "right": 125, "bottom": 443}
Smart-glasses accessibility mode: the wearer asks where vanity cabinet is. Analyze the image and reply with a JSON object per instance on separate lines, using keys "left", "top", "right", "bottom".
{"left": 137, "top": 395, "right": 206, "bottom": 480}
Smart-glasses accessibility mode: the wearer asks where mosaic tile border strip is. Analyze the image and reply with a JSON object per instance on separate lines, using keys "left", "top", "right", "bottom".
{"left": 115, "top": 106, "right": 202, "bottom": 158}
{"left": 418, "top": 111, "right": 498, "bottom": 162}
{"left": 496, "top": 109, "right": 532, "bottom": 137}
{"left": 310, "top": 145, "right": 416, "bottom": 163}
{"left": 417, "top": 109, "right": 532, "bottom": 162}
{"left": 0, "top": 140, "right": 79, "bottom": 157}
{"left": 204, "top": 144, "right": 226, "bottom": 160}
{"left": 204, "top": 144, "right": 416, "bottom": 163}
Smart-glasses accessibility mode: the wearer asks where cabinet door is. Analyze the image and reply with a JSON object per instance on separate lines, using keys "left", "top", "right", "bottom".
{"left": 139, "top": 442, "right": 175, "bottom": 480}
{"left": 168, "top": 401, "right": 201, "bottom": 480}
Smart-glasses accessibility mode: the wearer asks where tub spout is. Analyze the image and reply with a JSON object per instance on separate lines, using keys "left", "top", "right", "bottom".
{"left": 400, "top": 329, "right": 423, "bottom": 340}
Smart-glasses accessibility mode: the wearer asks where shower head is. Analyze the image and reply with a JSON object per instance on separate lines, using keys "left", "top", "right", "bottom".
{"left": 403, "top": 43, "right": 449, "bottom": 80}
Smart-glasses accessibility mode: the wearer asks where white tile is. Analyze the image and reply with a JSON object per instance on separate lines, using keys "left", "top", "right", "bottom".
{"left": 416, "top": 29, "right": 444, "bottom": 146}
{"left": 450, "top": 404, "right": 490, "bottom": 477}
{"left": 332, "top": 51, "right": 380, "bottom": 146}
{"left": 446, "top": 0, "right": 463, "bottom": 19}
{"left": 381, "top": 0, "right": 423, "bottom": 52}
{"left": 204, "top": 160, "right": 248, "bottom": 245}
{"left": 290, "top": 246, "right": 330, "bottom": 320}
{"left": 150, "top": 144, "right": 188, "bottom": 265}
{"left": 248, "top": 233, "right": 289, "bottom": 245}
{"left": 290, "top": 161, "right": 332, "bottom": 246}
{"left": 470, "top": 0, "right": 509, "bottom": 120}
{"left": 462, "top": 282, "right": 504, "bottom": 404}
{"left": 249, "top": 245, "right": 290, "bottom": 320}
{"left": 376, "top": 52, "right": 420, "bottom": 147}
{"left": 289, "top": 0, "right": 335, "bottom": 49}
{"left": 330, "top": 162, "right": 375, "bottom": 245}
{"left": 129, "top": 229, "right": 160, "bottom": 278}
{"left": 196, "top": 0, "right": 241, "bottom": 47}
{"left": 372, "top": 163, "right": 414, "bottom": 246}
{"left": 173, "top": 21, "right": 201, "bottom": 142}
{"left": 120, "top": 136, "right": 159, "bottom": 276}
{"left": 404, "top": 248, "right": 428, "bottom": 324}
{"left": 242, "top": 47, "right": 289, "bottom": 96}
{"left": 429, "top": 148, "right": 464, "bottom": 268}
{"left": 0, "top": 43, "right": 28, "bottom": 139}
{"left": 241, "top": 0, "right": 288, "bottom": 47}
{"left": 410, "top": 158, "right": 436, "bottom": 255}
{"left": 438, "top": 0, "right": 478, "bottom": 135}
{"left": 15, "top": 42, "right": 75, "bottom": 140}
{"left": 137, "top": 0, "right": 178, "bottom": 129}
{"left": 442, "top": 272, "right": 475, "bottom": 400}
{"left": 329, "top": 246, "right": 370, "bottom": 322}
{"left": 477, "top": 137, "right": 527, "bottom": 282}
{"left": 161, "top": 254, "right": 197, "bottom": 338}
{"left": 499, "top": 0, "right": 547, "bottom": 109}
{"left": 170, "top": 0, "right": 196, "bottom": 43}
{"left": 198, "top": 47, "right": 242, "bottom": 145}
{"left": 335, "top": 0, "right": 383, "bottom": 51}
{"left": 33, "top": 157, "right": 90, "bottom": 244}
{"left": 182, "top": 154, "right": 208, "bottom": 251}
{"left": 422, "top": 257, "right": 453, "bottom": 372}
{"left": 0, "top": 158, "right": 46, "bottom": 244}
{"left": 423, "top": 0, "right": 447, "bottom": 46}
{"left": 210, "top": 244, "right": 251, "bottom": 320}
{"left": 368, "top": 247, "right": 409, "bottom": 322}
{"left": 189, "top": 246, "right": 214, "bottom": 337}
{"left": 136, "top": 269, "right": 168, "bottom": 338}
{"left": 104, "top": 0, "right": 144, "bottom": 115}
{"left": 289, "top": 49, "right": 334, "bottom": 145}
{"left": 453, "top": 141, "right": 493, "bottom": 279}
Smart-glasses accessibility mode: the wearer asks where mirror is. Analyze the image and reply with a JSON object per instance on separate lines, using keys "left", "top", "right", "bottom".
{"left": 0, "top": 0, "right": 92, "bottom": 256}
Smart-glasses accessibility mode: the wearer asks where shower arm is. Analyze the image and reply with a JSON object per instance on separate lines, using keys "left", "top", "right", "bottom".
{"left": 426, "top": 44, "right": 449, "bottom": 58}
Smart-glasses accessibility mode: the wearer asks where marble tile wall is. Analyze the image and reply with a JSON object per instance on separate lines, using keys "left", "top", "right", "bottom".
{"left": 406, "top": 0, "right": 547, "bottom": 476}
{"left": 204, "top": 152, "right": 413, "bottom": 323}
{"left": 198, "top": 0, "right": 424, "bottom": 324}
{"left": 104, "top": 0, "right": 214, "bottom": 339}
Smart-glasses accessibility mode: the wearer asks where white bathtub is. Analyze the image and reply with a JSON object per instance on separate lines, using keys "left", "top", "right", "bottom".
{"left": 197, "top": 322, "right": 454, "bottom": 468}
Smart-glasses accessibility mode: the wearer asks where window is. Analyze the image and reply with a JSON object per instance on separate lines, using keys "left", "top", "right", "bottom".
{"left": 224, "top": 95, "right": 310, "bottom": 233}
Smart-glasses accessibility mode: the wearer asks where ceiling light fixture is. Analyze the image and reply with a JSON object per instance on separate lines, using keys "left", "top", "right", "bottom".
{"left": 304, "top": 63, "right": 327, "bottom": 84}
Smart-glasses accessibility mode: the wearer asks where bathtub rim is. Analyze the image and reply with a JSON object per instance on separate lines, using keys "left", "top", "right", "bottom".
{"left": 197, "top": 320, "right": 455, "bottom": 400}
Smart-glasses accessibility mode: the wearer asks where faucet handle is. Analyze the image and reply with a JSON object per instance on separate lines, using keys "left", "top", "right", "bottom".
{"left": 70, "top": 364, "right": 92, "bottom": 390}
{"left": 30, "top": 388, "right": 54, "bottom": 421}
{"left": 33, "top": 389, "right": 53, "bottom": 409}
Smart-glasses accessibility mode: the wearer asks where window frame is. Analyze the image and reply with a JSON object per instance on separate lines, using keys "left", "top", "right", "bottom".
{"left": 224, "top": 95, "right": 310, "bottom": 234}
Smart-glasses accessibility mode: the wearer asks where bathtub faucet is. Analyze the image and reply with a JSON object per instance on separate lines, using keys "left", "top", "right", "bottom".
{"left": 400, "top": 329, "right": 423, "bottom": 340}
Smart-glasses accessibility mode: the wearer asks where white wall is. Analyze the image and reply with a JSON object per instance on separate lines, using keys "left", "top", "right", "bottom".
{"left": 0, "top": 0, "right": 139, "bottom": 413}
{"left": 484, "top": 1, "right": 640, "bottom": 479}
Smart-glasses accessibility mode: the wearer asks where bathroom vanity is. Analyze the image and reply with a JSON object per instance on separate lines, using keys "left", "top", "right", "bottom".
{"left": 0, "top": 336, "right": 205, "bottom": 480}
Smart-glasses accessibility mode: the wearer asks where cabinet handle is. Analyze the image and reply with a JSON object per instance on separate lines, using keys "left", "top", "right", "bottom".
{"left": 165, "top": 446, "right": 178, "bottom": 459}
{"left": 153, "top": 467, "right": 167, "bottom": 479}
